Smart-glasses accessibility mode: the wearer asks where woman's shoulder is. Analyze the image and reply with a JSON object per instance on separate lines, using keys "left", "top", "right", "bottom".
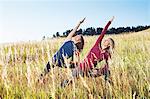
{"left": 60, "top": 40, "right": 75, "bottom": 48}
{"left": 64, "top": 40, "right": 74, "bottom": 44}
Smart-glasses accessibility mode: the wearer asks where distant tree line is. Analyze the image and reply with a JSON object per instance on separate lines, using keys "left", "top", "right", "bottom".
{"left": 42, "top": 25, "right": 150, "bottom": 39}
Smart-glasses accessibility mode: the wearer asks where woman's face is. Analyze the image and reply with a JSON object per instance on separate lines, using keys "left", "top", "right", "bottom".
{"left": 102, "top": 39, "right": 110, "bottom": 49}
{"left": 74, "top": 35, "right": 82, "bottom": 43}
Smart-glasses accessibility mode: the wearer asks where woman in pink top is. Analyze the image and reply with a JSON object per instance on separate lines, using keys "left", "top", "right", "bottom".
{"left": 61, "top": 17, "right": 115, "bottom": 87}
{"left": 79, "top": 17, "right": 115, "bottom": 74}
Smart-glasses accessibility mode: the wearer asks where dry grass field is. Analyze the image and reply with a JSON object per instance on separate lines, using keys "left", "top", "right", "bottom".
{"left": 0, "top": 29, "right": 150, "bottom": 99}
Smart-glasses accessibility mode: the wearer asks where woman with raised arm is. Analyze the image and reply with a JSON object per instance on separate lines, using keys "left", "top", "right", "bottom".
{"left": 61, "top": 17, "right": 115, "bottom": 87}
{"left": 43, "top": 18, "right": 85, "bottom": 75}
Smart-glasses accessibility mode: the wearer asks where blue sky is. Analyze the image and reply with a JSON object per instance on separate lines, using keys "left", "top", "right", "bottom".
{"left": 0, "top": 0, "right": 149, "bottom": 43}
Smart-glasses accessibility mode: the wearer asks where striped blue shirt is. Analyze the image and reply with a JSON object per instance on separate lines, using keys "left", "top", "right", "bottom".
{"left": 53, "top": 40, "right": 77, "bottom": 67}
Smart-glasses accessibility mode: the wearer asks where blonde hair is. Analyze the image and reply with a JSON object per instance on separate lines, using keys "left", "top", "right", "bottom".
{"left": 108, "top": 38, "right": 115, "bottom": 54}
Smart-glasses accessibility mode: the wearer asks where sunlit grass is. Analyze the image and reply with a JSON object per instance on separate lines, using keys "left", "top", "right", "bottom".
{"left": 0, "top": 29, "right": 150, "bottom": 98}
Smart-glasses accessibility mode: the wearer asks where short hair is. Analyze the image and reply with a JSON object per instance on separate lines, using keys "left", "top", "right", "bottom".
{"left": 75, "top": 35, "right": 84, "bottom": 52}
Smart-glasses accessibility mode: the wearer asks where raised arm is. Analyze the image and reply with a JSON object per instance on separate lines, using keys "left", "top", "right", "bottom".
{"left": 66, "top": 18, "right": 86, "bottom": 40}
{"left": 94, "top": 16, "right": 114, "bottom": 46}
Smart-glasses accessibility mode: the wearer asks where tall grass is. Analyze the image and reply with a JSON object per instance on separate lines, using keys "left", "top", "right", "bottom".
{"left": 0, "top": 29, "right": 150, "bottom": 98}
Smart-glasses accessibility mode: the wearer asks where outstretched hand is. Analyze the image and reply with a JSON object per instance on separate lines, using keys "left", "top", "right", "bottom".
{"left": 110, "top": 16, "right": 115, "bottom": 22}
{"left": 80, "top": 17, "right": 86, "bottom": 24}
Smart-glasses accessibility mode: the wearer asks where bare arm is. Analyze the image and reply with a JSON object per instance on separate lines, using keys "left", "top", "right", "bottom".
{"left": 69, "top": 51, "right": 80, "bottom": 68}
{"left": 66, "top": 18, "right": 86, "bottom": 40}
